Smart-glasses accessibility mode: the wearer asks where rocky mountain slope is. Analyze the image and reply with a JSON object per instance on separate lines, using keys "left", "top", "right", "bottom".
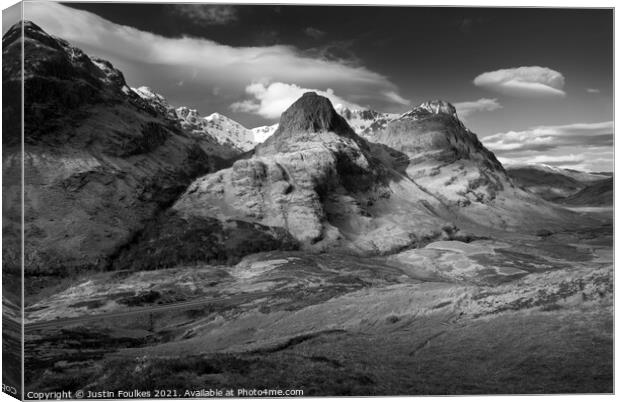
{"left": 132, "top": 87, "right": 255, "bottom": 156}
{"left": 336, "top": 106, "right": 399, "bottom": 139}
{"left": 2, "top": 21, "right": 237, "bottom": 276}
{"left": 172, "top": 92, "right": 582, "bottom": 257}
{"left": 507, "top": 164, "right": 611, "bottom": 202}
{"left": 174, "top": 92, "right": 456, "bottom": 254}
{"left": 358, "top": 100, "right": 576, "bottom": 230}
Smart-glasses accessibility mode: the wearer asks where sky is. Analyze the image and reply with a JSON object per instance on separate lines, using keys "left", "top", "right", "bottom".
{"left": 4, "top": 2, "right": 614, "bottom": 171}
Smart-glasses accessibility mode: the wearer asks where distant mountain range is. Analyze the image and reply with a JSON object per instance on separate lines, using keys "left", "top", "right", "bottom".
{"left": 129, "top": 88, "right": 402, "bottom": 149}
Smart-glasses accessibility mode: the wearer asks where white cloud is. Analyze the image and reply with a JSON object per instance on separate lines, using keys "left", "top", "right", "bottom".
{"left": 454, "top": 98, "right": 502, "bottom": 118}
{"left": 168, "top": 4, "right": 238, "bottom": 25}
{"left": 23, "top": 2, "right": 408, "bottom": 114}
{"left": 383, "top": 91, "right": 410, "bottom": 106}
{"left": 231, "top": 82, "right": 364, "bottom": 119}
{"left": 499, "top": 154, "right": 585, "bottom": 166}
{"left": 484, "top": 121, "right": 613, "bottom": 172}
{"left": 586, "top": 88, "right": 601, "bottom": 93}
{"left": 483, "top": 121, "right": 613, "bottom": 152}
{"left": 499, "top": 152, "right": 614, "bottom": 172}
{"left": 473, "top": 66, "right": 566, "bottom": 97}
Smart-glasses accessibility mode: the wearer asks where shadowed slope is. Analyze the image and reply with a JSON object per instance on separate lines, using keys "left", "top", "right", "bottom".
{"left": 2, "top": 21, "right": 234, "bottom": 275}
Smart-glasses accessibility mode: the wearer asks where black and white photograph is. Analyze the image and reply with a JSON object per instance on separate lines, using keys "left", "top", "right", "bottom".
{"left": 1, "top": 1, "right": 615, "bottom": 399}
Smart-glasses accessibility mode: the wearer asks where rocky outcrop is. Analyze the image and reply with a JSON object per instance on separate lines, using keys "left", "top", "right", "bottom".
{"left": 131, "top": 86, "right": 175, "bottom": 118}
{"left": 175, "top": 92, "right": 454, "bottom": 254}
{"left": 2, "top": 21, "right": 235, "bottom": 275}
{"left": 418, "top": 100, "right": 458, "bottom": 118}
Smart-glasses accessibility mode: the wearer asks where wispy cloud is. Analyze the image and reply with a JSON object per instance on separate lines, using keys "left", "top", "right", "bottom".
{"left": 383, "top": 91, "right": 410, "bottom": 106}
{"left": 24, "top": 2, "right": 408, "bottom": 116}
{"left": 483, "top": 121, "right": 613, "bottom": 152}
{"left": 168, "top": 4, "right": 238, "bottom": 25}
{"left": 474, "top": 66, "right": 566, "bottom": 97}
{"left": 454, "top": 98, "right": 502, "bottom": 118}
{"left": 499, "top": 154, "right": 585, "bottom": 167}
{"left": 484, "top": 121, "right": 613, "bottom": 172}
{"left": 231, "top": 82, "right": 364, "bottom": 119}
{"left": 499, "top": 153, "right": 613, "bottom": 172}
{"left": 304, "top": 27, "right": 326, "bottom": 39}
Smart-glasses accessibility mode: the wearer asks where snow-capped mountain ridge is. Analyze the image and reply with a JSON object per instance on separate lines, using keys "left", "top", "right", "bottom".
{"left": 199, "top": 111, "right": 256, "bottom": 152}
{"left": 250, "top": 100, "right": 463, "bottom": 144}
{"left": 132, "top": 88, "right": 256, "bottom": 152}
{"left": 128, "top": 89, "right": 469, "bottom": 149}
{"left": 334, "top": 105, "right": 399, "bottom": 139}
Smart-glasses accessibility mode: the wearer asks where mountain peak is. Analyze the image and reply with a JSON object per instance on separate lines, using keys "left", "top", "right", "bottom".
{"left": 5, "top": 20, "right": 43, "bottom": 36}
{"left": 206, "top": 112, "right": 227, "bottom": 121}
{"left": 396, "top": 100, "right": 459, "bottom": 122}
{"left": 22, "top": 20, "right": 45, "bottom": 33}
{"left": 256, "top": 92, "right": 359, "bottom": 154}
{"left": 275, "top": 92, "right": 356, "bottom": 136}
{"left": 417, "top": 100, "right": 458, "bottom": 118}
{"left": 4, "top": 20, "right": 57, "bottom": 50}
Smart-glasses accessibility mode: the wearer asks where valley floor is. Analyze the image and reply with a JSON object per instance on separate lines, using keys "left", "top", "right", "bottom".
{"left": 23, "top": 209, "right": 613, "bottom": 396}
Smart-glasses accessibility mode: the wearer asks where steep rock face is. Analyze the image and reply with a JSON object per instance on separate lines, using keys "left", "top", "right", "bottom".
{"left": 2, "top": 21, "right": 233, "bottom": 275}
{"left": 368, "top": 101, "right": 506, "bottom": 205}
{"left": 257, "top": 92, "right": 360, "bottom": 154}
{"left": 365, "top": 101, "right": 577, "bottom": 230}
{"left": 175, "top": 92, "right": 454, "bottom": 254}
